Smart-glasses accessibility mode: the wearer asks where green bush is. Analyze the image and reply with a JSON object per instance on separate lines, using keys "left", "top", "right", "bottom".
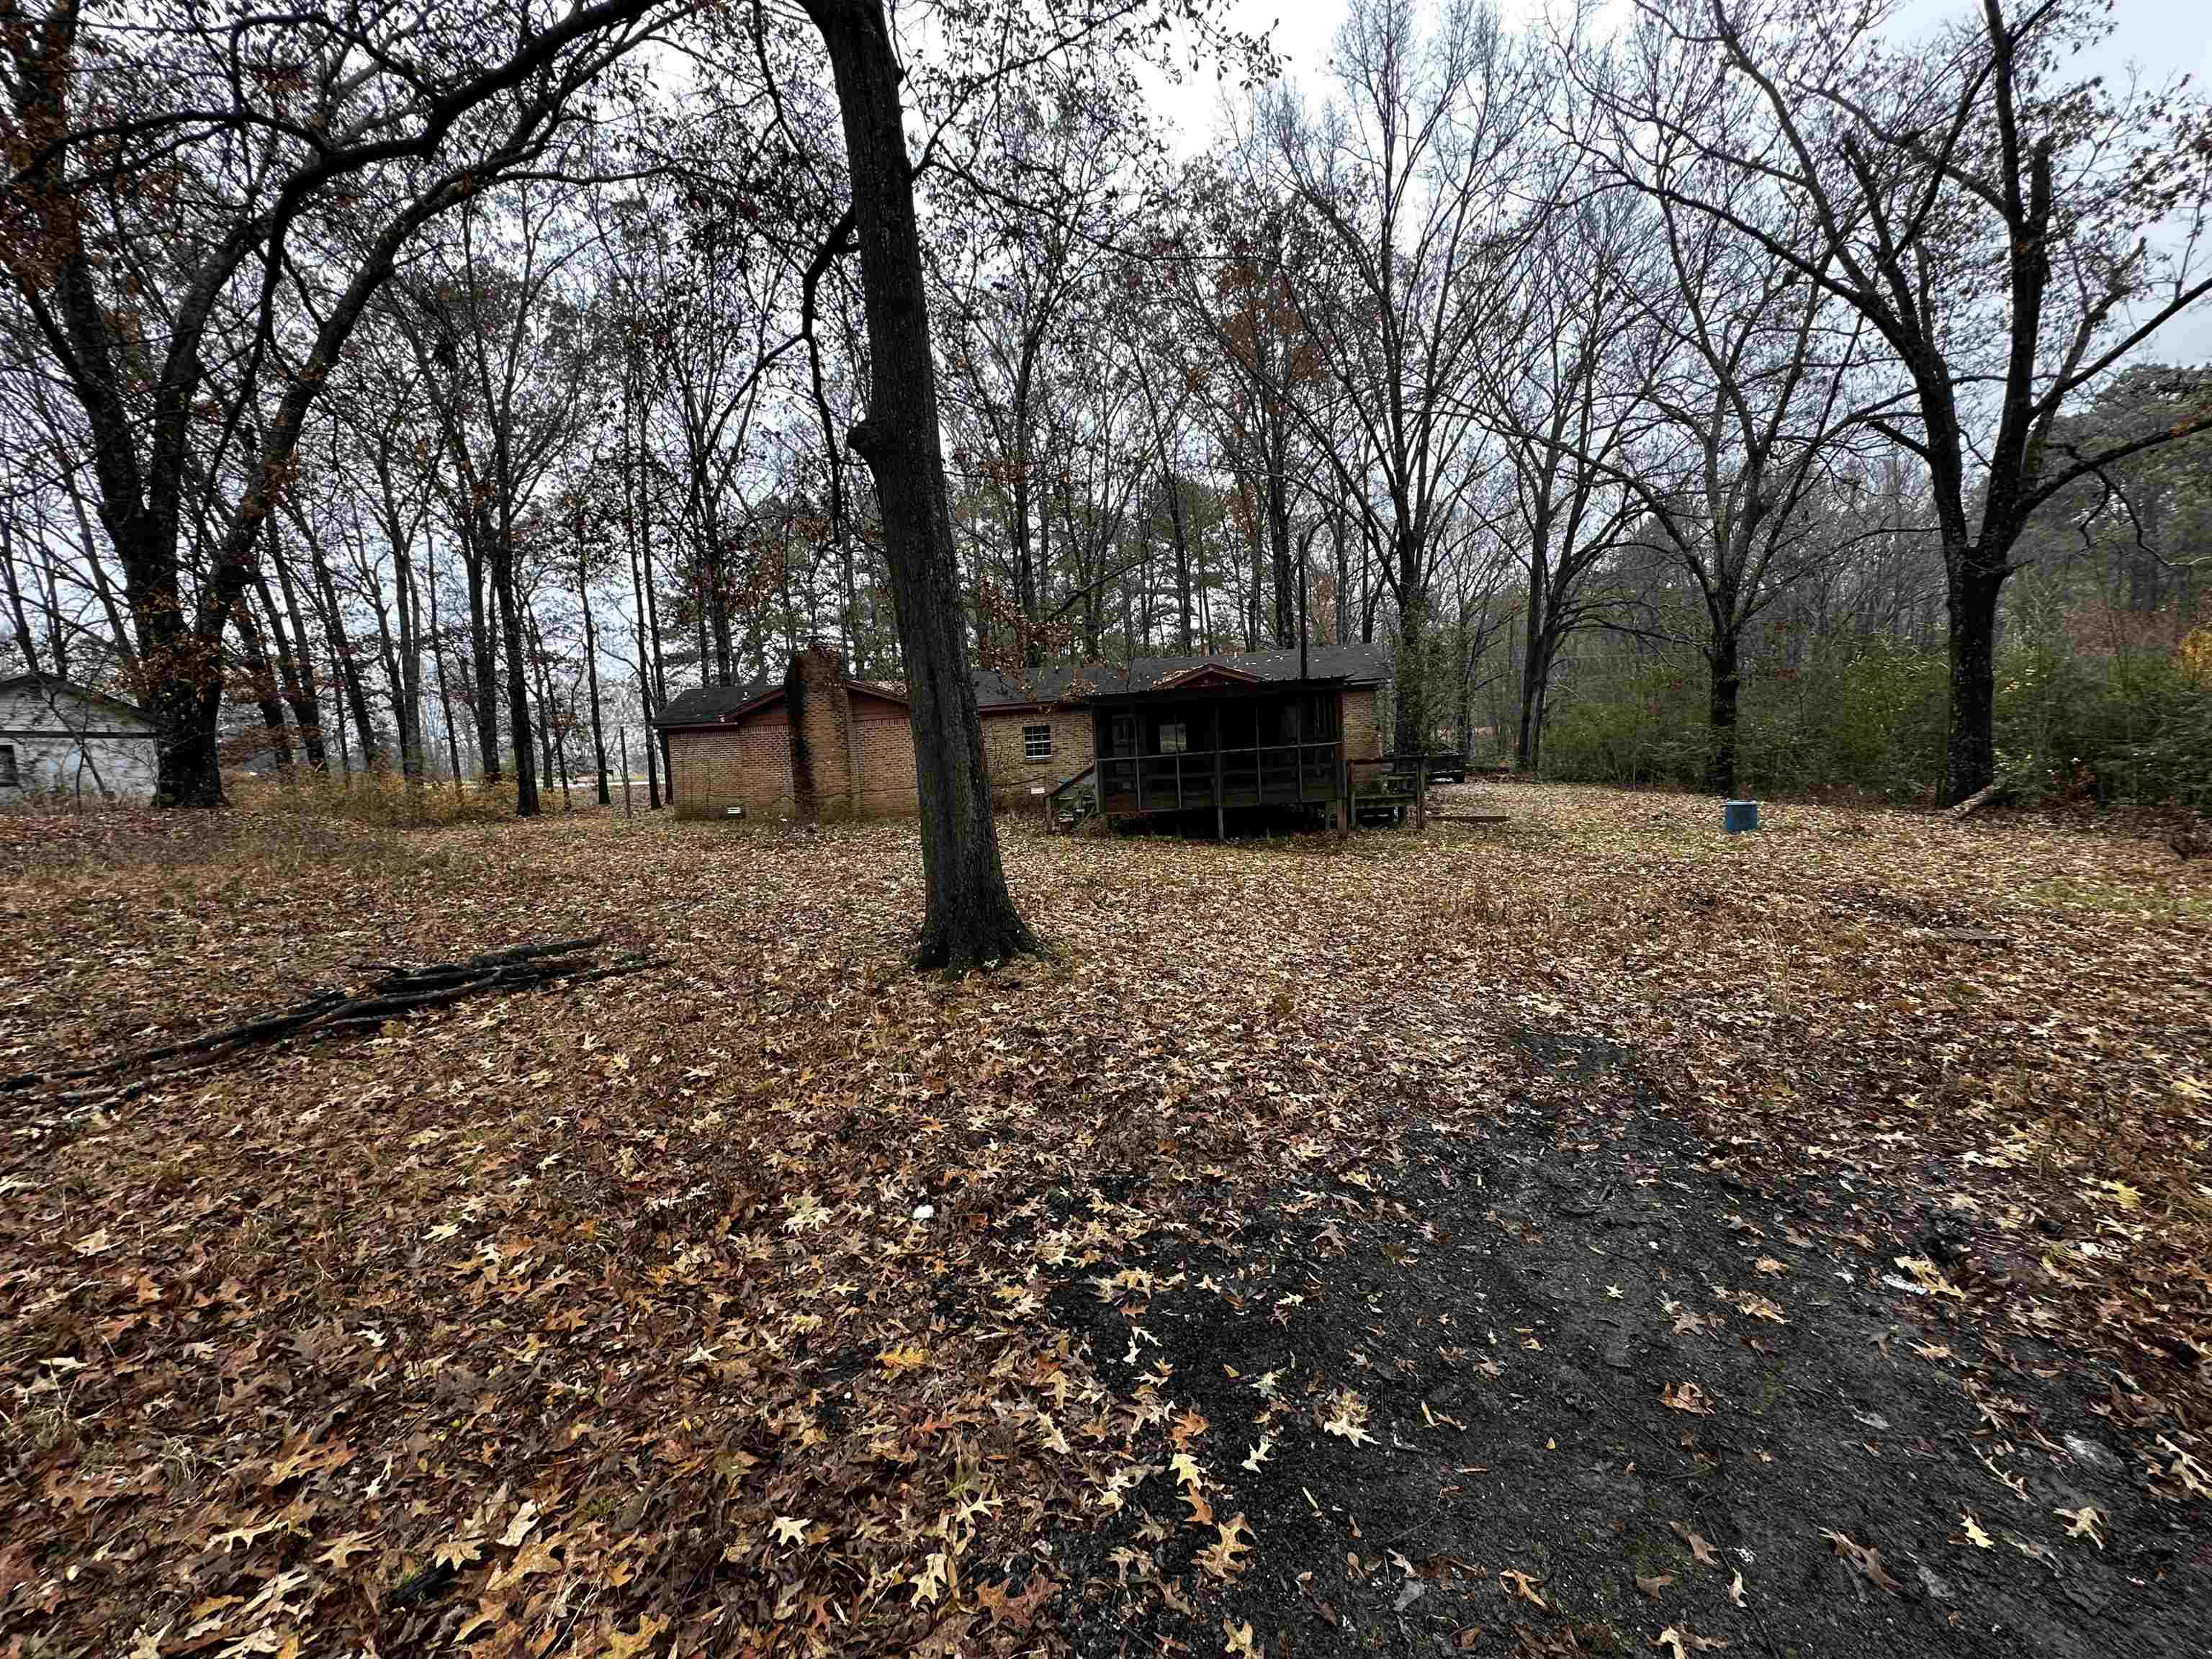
{"left": 1544, "top": 640, "right": 1948, "bottom": 801}
{"left": 1541, "top": 628, "right": 2209, "bottom": 808}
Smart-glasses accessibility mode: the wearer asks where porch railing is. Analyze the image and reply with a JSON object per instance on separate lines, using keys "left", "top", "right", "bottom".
{"left": 1095, "top": 740, "right": 1342, "bottom": 814}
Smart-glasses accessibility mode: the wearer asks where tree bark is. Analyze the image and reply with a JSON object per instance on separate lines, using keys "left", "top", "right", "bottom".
{"left": 235, "top": 598, "right": 294, "bottom": 770}
{"left": 424, "top": 528, "right": 467, "bottom": 793}
{"left": 258, "top": 561, "right": 328, "bottom": 770}
{"left": 580, "top": 565, "right": 610, "bottom": 805}
{"left": 493, "top": 553, "right": 538, "bottom": 816}
{"left": 801, "top": 0, "right": 1035, "bottom": 971}
{"left": 463, "top": 513, "right": 503, "bottom": 780}
{"left": 1704, "top": 629, "right": 1740, "bottom": 799}
{"left": 1943, "top": 549, "right": 2006, "bottom": 806}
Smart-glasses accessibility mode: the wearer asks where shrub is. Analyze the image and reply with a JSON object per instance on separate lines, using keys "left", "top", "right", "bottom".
{"left": 233, "top": 770, "right": 516, "bottom": 827}
{"left": 1540, "top": 626, "right": 2209, "bottom": 808}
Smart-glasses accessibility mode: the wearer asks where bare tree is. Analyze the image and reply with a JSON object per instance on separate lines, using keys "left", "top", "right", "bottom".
{"left": 1251, "top": 0, "right": 1541, "bottom": 745}
{"left": 1, "top": 0, "right": 675, "bottom": 804}
{"left": 1591, "top": 0, "right": 2212, "bottom": 803}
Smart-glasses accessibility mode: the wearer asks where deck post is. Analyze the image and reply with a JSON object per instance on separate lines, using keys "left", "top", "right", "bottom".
{"left": 1416, "top": 755, "right": 1427, "bottom": 833}
{"left": 1213, "top": 726, "right": 1225, "bottom": 840}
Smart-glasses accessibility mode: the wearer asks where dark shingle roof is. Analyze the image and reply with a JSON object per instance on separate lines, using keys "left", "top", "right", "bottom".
{"left": 974, "top": 643, "right": 1388, "bottom": 709}
{"left": 655, "top": 644, "right": 1390, "bottom": 724}
{"left": 653, "top": 678, "right": 782, "bottom": 727}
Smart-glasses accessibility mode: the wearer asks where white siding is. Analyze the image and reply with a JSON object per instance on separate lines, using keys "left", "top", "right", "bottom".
{"left": 0, "top": 684, "right": 161, "bottom": 805}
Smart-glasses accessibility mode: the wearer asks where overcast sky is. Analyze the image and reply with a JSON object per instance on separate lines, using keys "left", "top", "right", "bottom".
{"left": 1141, "top": 0, "right": 2212, "bottom": 364}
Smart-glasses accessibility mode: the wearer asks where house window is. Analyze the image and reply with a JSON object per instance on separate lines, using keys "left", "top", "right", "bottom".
{"left": 1022, "top": 723, "right": 1053, "bottom": 761}
{"left": 1159, "top": 721, "right": 1187, "bottom": 754}
{"left": 1110, "top": 714, "right": 1136, "bottom": 755}
{"left": 0, "top": 745, "right": 15, "bottom": 788}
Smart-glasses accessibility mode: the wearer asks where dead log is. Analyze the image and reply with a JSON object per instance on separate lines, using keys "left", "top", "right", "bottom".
{"left": 2, "top": 940, "right": 657, "bottom": 1097}
{"left": 1945, "top": 782, "right": 2012, "bottom": 821}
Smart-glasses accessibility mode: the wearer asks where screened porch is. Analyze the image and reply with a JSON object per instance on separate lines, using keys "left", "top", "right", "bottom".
{"left": 1091, "top": 682, "right": 1346, "bottom": 821}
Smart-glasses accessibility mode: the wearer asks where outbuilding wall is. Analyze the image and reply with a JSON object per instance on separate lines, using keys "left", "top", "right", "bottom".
{"left": 0, "top": 686, "right": 159, "bottom": 806}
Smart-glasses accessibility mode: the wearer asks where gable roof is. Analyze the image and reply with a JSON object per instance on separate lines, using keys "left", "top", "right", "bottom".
{"left": 974, "top": 644, "right": 1389, "bottom": 709}
{"left": 653, "top": 644, "right": 1391, "bottom": 727}
{"left": 654, "top": 675, "right": 909, "bottom": 729}
{"left": 0, "top": 670, "right": 154, "bottom": 725}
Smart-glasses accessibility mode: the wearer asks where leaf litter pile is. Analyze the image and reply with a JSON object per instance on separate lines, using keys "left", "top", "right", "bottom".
{"left": 2, "top": 785, "right": 2207, "bottom": 1658}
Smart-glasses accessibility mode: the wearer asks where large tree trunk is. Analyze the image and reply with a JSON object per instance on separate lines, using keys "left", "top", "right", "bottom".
{"left": 802, "top": 0, "right": 1035, "bottom": 972}
{"left": 626, "top": 517, "right": 662, "bottom": 811}
{"left": 1267, "top": 442, "right": 1295, "bottom": 649}
{"left": 580, "top": 570, "right": 610, "bottom": 806}
{"left": 1704, "top": 629, "right": 1740, "bottom": 799}
{"left": 493, "top": 554, "right": 538, "bottom": 817}
{"left": 1516, "top": 546, "right": 1547, "bottom": 773}
{"left": 1943, "top": 544, "right": 2005, "bottom": 806}
{"left": 1390, "top": 526, "right": 1428, "bottom": 751}
{"left": 463, "top": 521, "right": 503, "bottom": 780}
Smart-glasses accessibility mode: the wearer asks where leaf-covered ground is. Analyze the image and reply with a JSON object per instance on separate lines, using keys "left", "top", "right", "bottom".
{"left": 2, "top": 783, "right": 2207, "bottom": 1658}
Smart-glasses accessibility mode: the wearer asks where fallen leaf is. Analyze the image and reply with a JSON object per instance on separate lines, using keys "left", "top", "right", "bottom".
{"left": 2056, "top": 1505, "right": 2105, "bottom": 1549}
{"left": 603, "top": 1612, "right": 666, "bottom": 1658}
{"left": 1321, "top": 1389, "right": 1375, "bottom": 1446}
{"left": 1655, "top": 1624, "right": 1730, "bottom": 1657}
{"left": 770, "top": 1516, "right": 810, "bottom": 1547}
{"left": 315, "top": 1533, "right": 374, "bottom": 1571}
{"left": 1669, "top": 1521, "right": 1720, "bottom": 1568}
{"left": 1819, "top": 1529, "right": 1902, "bottom": 1592}
{"left": 1198, "top": 1514, "right": 1252, "bottom": 1580}
{"left": 498, "top": 1501, "right": 539, "bottom": 1547}
{"left": 1660, "top": 1381, "right": 1712, "bottom": 1415}
{"left": 1501, "top": 1567, "right": 1545, "bottom": 1608}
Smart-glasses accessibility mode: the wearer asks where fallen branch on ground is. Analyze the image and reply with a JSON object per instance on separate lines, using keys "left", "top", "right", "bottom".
{"left": 1, "top": 937, "right": 659, "bottom": 1098}
{"left": 1946, "top": 782, "right": 2013, "bottom": 820}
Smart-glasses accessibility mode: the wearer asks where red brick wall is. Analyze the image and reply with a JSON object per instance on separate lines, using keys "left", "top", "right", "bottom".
{"left": 673, "top": 688, "right": 1105, "bottom": 819}
{"left": 979, "top": 707, "right": 1094, "bottom": 805}
{"left": 849, "top": 693, "right": 920, "bottom": 816}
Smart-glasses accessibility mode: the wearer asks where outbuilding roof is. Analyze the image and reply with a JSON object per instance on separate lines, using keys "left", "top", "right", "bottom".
{"left": 652, "top": 644, "right": 1390, "bottom": 726}
{"left": 972, "top": 644, "right": 1390, "bottom": 709}
{"left": 0, "top": 670, "right": 156, "bottom": 726}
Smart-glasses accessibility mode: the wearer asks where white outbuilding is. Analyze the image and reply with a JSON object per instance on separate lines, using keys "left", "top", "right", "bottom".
{"left": 0, "top": 672, "right": 161, "bottom": 806}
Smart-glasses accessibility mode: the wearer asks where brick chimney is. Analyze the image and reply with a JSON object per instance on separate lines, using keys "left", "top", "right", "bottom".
{"left": 783, "top": 642, "right": 853, "bottom": 820}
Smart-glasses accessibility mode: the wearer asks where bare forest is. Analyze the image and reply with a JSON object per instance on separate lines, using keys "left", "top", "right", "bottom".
{"left": 6, "top": 0, "right": 2208, "bottom": 835}
{"left": 5, "top": 2, "right": 2212, "bottom": 1656}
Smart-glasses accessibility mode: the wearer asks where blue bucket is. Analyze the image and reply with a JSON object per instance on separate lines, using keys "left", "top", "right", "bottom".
{"left": 1723, "top": 799, "right": 1759, "bottom": 834}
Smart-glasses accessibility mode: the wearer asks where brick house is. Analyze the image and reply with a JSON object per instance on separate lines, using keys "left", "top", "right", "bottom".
{"left": 653, "top": 642, "right": 1388, "bottom": 822}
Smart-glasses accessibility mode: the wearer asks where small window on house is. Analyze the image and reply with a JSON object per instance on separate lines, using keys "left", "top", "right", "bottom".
{"left": 0, "top": 745, "right": 16, "bottom": 788}
{"left": 1159, "top": 721, "right": 1187, "bottom": 755}
{"left": 1110, "top": 714, "right": 1136, "bottom": 755}
{"left": 1022, "top": 723, "right": 1053, "bottom": 760}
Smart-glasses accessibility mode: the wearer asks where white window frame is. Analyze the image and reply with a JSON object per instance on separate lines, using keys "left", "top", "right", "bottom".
{"left": 1022, "top": 722, "right": 1053, "bottom": 760}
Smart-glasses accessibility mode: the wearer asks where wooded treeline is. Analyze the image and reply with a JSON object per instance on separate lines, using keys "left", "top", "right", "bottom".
{"left": 4, "top": 0, "right": 2208, "bottom": 816}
